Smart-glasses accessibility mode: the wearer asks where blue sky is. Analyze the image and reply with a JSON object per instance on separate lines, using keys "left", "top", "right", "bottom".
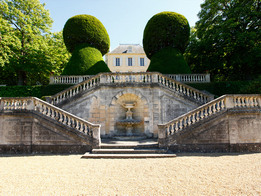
{"left": 40, "top": 0, "right": 205, "bottom": 51}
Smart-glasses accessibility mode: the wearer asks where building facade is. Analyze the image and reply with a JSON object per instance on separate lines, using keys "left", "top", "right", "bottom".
{"left": 105, "top": 44, "right": 150, "bottom": 72}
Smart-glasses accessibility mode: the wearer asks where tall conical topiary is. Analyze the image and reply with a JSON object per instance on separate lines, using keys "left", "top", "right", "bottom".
{"left": 62, "top": 14, "right": 110, "bottom": 75}
{"left": 143, "top": 11, "right": 191, "bottom": 74}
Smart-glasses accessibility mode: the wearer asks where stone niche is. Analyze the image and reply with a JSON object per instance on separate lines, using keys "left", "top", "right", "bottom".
{"left": 108, "top": 92, "right": 150, "bottom": 137}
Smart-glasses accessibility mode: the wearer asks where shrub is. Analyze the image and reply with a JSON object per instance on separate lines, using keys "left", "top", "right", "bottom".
{"left": 62, "top": 44, "right": 110, "bottom": 75}
{"left": 143, "top": 11, "right": 190, "bottom": 59}
{"left": 0, "top": 84, "right": 73, "bottom": 98}
{"left": 63, "top": 14, "right": 110, "bottom": 55}
{"left": 147, "top": 47, "right": 191, "bottom": 74}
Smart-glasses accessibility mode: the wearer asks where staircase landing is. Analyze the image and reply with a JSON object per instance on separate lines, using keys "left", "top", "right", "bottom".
{"left": 81, "top": 138, "right": 176, "bottom": 159}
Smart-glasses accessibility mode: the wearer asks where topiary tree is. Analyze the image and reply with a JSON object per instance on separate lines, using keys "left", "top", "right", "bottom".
{"left": 62, "top": 14, "right": 110, "bottom": 75}
{"left": 143, "top": 11, "right": 191, "bottom": 74}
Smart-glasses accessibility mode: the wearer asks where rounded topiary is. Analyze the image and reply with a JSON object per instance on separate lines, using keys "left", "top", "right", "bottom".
{"left": 62, "top": 44, "right": 110, "bottom": 75}
{"left": 62, "top": 14, "right": 110, "bottom": 75}
{"left": 143, "top": 11, "right": 191, "bottom": 74}
{"left": 63, "top": 14, "right": 110, "bottom": 56}
{"left": 148, "top": 47, "right": 191, "bottom": 74}
{"left": 143, "top": 11, "right": 190, "bottom": 59}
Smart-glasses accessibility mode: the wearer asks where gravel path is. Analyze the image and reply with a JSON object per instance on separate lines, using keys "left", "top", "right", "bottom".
{"left": 0, "top": 153, "right": 261, "bottom": 195}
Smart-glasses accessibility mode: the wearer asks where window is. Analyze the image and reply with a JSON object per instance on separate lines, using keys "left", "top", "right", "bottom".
{"left": 128, "top": 57, "right": 132, "bottom": 66}
{"left": 115, "top": 58, "right": 120, "bottom": 66}
{"left": 140, "top": 58, "right": 145, "bottom": 66}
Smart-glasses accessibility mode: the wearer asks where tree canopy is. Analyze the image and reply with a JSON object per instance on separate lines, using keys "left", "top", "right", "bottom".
{"left": 0, "top": 0, "right": 69, "bottom": 85}
{"left": 185, "top": 0, "right": 261, "bottom": 81}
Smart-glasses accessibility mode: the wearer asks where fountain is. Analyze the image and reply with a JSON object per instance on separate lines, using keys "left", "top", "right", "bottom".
{"left": 116, "top": 102, "right": 141, "bottom": 136}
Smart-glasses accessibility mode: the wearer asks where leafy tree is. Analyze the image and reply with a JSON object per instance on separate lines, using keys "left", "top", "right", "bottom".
{"left": 0, "top": 0, "right": 68, "bottom": 85}
{"left": 185, "top": 0, "right": 261, "bottom": 81}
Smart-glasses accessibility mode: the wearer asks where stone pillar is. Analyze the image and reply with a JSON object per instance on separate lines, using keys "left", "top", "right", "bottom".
{"left": 206, "top": 74, "right": 211, "bottom": 82}
{"left": 99, "top": 73, "right": 107, "bottom": 84}
{"left": 26, "top": 98, "right": 35, "bottom": 110}
{"left": 226, "top": 96, "right": 235, "bottom": 109}
{"left": 92, "top": 124, "right": 101, "bottom": 148}
{"left": 0, "top": 98, "right": 3, "bottom": 110}
{"left": 158, "top": 124, "right": 167, "bottom": 148}
{"left": 49, "top": 76, "right": 54, "bottom": 84}
{"left": 151, "top": 73, "right": 159, "bottom": 83}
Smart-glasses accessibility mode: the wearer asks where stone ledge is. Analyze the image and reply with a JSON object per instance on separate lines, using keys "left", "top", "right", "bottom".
{"left": 0, "top": 145, "right": 91, "bottom": 154}
{"left": 168, "top": 143, "right": 261, "bottom": 153}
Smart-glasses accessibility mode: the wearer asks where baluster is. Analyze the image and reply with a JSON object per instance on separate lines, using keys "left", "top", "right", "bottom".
{"left": 209, "top": 105, "right": 213, "bottom": 115}
{"left": 87, "top": 126, "right": 90, "bottom": 135}
{"left": 204, "top": 107, "right": 209, "bottom": 117}
{"left": 81, "top": 124, "right": 86, "bottom": 133}
{"left": 253, "top": 97, "right": 258, "bottom": 107}
{"left": 179, "top": 119, "right": 183, "bottom": 130}
{"left": 191, "top": 113, "right": 196, "bottom": 123}
{"left": 188, "top": 115, "right": 192, "bottom": 125}
{"left": 237, "top": 97, "right": 242, "bottom": 107}
{"left": 168, "top": 125, "right": 172, "bottom": 135}
{"left": 174, "top": 122, "right": 179, "bottom": 132}
{"left": 216, "top": 100, "right": 221, "bottom": 112}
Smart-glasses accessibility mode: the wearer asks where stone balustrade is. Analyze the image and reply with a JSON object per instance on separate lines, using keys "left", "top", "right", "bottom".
{"left": 50, "top": 73, "right": 210, "bottom": 84}
{"left": 0, "top": 97, "right": 101, "bottom": 146}
{"left": 50, "top": 75, "right": 101, "bottom": 105}
{"left": 158, "top": 94, "right": 261, "bottom": 140}
{"left": 50, "top": 75, "right": 93, "bottom": 84}
{"left": 49, "top": 72, "right": 213, "bottom": 105}
{"left": 166, "top": 74, "right": 210, "bottom": 83}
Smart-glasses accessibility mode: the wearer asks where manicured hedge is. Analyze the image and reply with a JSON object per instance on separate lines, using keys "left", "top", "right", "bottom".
{"left": 62, "top": 44, "right": 110, "bottom": 75}
{"left": 0, "top": 84, "right": 73, "bottom": 98}
{"left": 147, "top": 47, "right": 191, "bottom": 74}
{"left": 188, "top": 80, "right": 261, "bottom": 97}
{"left": 0, "top": 80, "right": 259, "bottom": 99}
{"left": 63, "top": 14, "right": 110, "bottom": 55}
{"left": 143, "top": 11, "right": 190, "bottom": 59}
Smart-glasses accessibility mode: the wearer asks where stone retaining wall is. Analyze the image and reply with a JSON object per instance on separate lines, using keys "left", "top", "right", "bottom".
{"left": 164, "top": 108, "right": 261, "bottom": 152}
{"left": 0, "top": 110, "right": 93, "bottom": 154}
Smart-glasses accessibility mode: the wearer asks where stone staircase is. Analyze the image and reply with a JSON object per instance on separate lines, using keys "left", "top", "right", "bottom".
{"left": 81, "top": 139, "right": 176, "bottom": 158}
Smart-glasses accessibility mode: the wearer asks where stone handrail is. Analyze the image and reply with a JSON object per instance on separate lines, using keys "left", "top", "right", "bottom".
{"left": 50, "top": 75, "right": 94, "bottom": 84}
{"left": 0, "top": 97, "right": 101, "bottom": 147}
{"left": 50, "top": 74, "right": 101, "bottom": 105}
{"left": 158, "top": 94, "right": 261, "bottom": 142}
{"left": 49, "top": 72, "right": 213, "bottom": 105}
{"left": 156, "top": 73, "right": 213, "bottom": 103}
{"left": 166, "top": 74, "right": 210, "bottom": 83}
{"left": 50, "top": 73, "right": 210, "bottom": 84}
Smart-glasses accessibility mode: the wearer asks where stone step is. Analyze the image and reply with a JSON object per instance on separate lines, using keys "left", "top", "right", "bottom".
{"left": 100, "top": 143, "right": 159, "bottom": 149}
{"left": 81, "top": 153, "right": 176, "bottom": 159}
{"left": 91, "top": 148, "right": 167, "bottom": 154}
{"left": 81, "top": 139, "right": 176, "bottom": 159}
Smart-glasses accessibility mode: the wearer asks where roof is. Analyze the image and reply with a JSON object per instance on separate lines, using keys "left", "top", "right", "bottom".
{"left": 109, "top": 44, "right": 145, "bottom": 54}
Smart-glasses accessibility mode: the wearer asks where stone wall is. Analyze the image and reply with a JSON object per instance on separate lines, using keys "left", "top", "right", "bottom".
{"left": 164, "top": 108, "right": 261, "bottom": 152}
{"left": 0, "top": 110, "right": 93, "bottom": 154}
{"left": 59, "top": 84, "right": 200, "bottom": 138}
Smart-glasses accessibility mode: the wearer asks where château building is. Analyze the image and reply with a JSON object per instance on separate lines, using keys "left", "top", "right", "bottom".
{"left": 105, "top": 44, "right": 150, "bottom": 73}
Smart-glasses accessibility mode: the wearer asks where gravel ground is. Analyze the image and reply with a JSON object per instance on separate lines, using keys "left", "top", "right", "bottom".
{"left": 0, "top": 153, "right": 261, "bottom": 195}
